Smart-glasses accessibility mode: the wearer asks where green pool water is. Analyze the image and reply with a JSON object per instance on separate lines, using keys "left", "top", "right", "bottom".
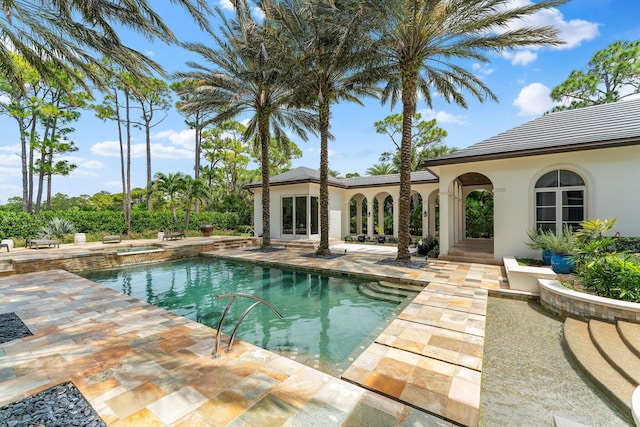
{"left": 82, "top": 257, "right": 404, "bottom": 376}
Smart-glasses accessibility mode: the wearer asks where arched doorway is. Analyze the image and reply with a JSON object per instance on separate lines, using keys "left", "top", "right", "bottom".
{"left": 447, "top": 172, "right": 494, "bottom": 256}
{"left": 372, "top": 193, "right": 393, "bottom": 235}
{"left": 410, "top": 192, "right": 424, "bottom": 238}
{"left": 348, "top": 193, "right": 368, "bottom": 235}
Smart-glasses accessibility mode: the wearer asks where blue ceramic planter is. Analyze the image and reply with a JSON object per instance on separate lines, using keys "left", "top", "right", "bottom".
{"left": 551, "top": 253, "right": 574, "bottom": 274}
{"left": 542, "top": 250, "right": 553, "bottom": 265}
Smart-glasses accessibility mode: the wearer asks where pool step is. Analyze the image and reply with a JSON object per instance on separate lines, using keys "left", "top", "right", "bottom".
{"left": 357, "top": 282, "right": 416, "bottom": 304}
{"left": 564, "top": 317, "right": 635, "bottom": 418}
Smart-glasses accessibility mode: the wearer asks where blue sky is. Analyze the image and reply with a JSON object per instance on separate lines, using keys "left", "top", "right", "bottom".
{"left": 0, "top": 0, "right": 639, "bottom": 204}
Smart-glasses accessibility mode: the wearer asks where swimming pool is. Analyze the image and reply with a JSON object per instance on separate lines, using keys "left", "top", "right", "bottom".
{"left": 82, "top": 258, "right": 410, "bottom": 376}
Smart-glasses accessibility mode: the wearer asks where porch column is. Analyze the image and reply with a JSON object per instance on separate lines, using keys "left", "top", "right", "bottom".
{"left": 355, "top": 195, "right": 363, "bottom": 235}
{"left": 377, "top": 195, "right": 384, "bottom": 234}
{"left": 366, "top": 197, "right": 374, "bottom": 237}
{"left": 393, "top": 196, "right": 399, "bottom": 238}
{"left": 428, "top": 198, "right": 435, "bottom": 237}
{"left": 440, "top": 190, "right": 451, "bottom": 256}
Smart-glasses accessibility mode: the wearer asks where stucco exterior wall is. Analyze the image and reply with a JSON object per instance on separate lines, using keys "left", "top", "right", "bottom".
{"left": 435, "top": 145, "right": 640, "bottom": 259}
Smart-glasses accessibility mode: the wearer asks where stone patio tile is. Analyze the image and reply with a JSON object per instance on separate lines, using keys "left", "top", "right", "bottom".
{"left": 147, "top": 386, "right": 207, "bottom": 425}
{"left": 105, "top": 381, "right": 166, "bottom": 419}
{"left": 195, "top": 390, "right": 251, "bottom": 426}
{"left": 109, "top": 407, "right": 165, "bottom": 427}
{"left": 232, "top": 393, "right": 298, "bottom": 426}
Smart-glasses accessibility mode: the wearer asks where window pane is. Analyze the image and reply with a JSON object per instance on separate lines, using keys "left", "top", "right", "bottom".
{"left": 536, "top": 192, "right": 556, "bottom": 206}
{"left": 296, "top": 196, "right": 307, "bottom": 235}
{"left": 563, "top": 207, "right": 584, "bottom": 222}
{"left": 282, "top": 197, "right": 293, "bottom": 235}
{"left": 536, "top": 207, "right": 556, "bottom": 221}
{"left": 535, "top": 171, "right": 559, "bottom": 188}
{"left": 560, "top": 170, "right": 584, "bottom": 187}
{"left": 562, "top": 190, "right": 584, "bottom": 206}
{"left": 311, "top": 197, "right": 319, "bottom": 234}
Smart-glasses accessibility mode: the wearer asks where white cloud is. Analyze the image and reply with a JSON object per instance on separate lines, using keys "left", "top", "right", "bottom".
{"left": 153, "top": 129, "right": 195, "bottom": 149}
{"left": 513, "top": 82, "right": 556, "bottom": 116}
{"left": 472, "top": 63, "right": 495, "bottom": 76}
{"left": 0, "top": 152, "right": 21, "bottom": 166}
{"left": 498, "top": 1, "right": 599, "bottom": 65}
{"left": 503, "top": 50, "right": 538, "bottom": 66}
{"left": 105, "top": 180, "right": 122, "bottom": 189}
{"left": 418, "top": 109, "right": 467, "bottom": 125}
{"left": 219, "top": 0, "right": 234, "bottom": 11}
{"left": 90, "top": 140, "right": 192, "bottom": 159}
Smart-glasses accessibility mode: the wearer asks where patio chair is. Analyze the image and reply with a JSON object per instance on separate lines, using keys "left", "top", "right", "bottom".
{"left": 102, "top": 235, "right": 122, "bottom": 244}
{"left": 163, "top": 231, "right": 185, "bottom": 241}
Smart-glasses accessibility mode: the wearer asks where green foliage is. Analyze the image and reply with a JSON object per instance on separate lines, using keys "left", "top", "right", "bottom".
{"left": 550, "top": 41, "right": 640, "bottom": 110}
{"left": 577, "top": 254, "right": 640, "bottom": 303}
{"left": 609, "top": 237, "right": 640, "bottom": 253}
{"left": 0, "top": 210, "right": 240, "bottom": 241}
{"left": 373, "top": 113, "right": 455, "bottom": 173}
{"left": 546, "top": 225, "right": 576, "bottom": 255}
{"left": 465, "top": 190, "right": 493, "bottom": 238}
{"left": 39, "top": 218, "right": 76, "bottom": 239}
{"left": 525, "top": 228, "right": 556, "bottom": 251}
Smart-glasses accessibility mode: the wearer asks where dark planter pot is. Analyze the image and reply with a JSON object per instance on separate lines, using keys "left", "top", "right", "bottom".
{"left": 357, "top": 235, "right": 366, "bottom": 242}
{"left": 551, "top": 253, "right": 574, "bottom": 274}
{"left": 200, "top": 224, "right": 214, "bottom": 237}
{"left": 542, "top": 249, "right": 553, "bottom": 265}
{"left": 377, "top": 236, "right": 386, "bottom": 244}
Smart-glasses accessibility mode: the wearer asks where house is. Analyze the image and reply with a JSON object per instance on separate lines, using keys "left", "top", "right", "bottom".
{"left": 249, "top": 99, "right": 640, "bottom": 260}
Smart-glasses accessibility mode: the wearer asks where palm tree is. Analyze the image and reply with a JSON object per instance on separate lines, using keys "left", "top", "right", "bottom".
{"left": 366, "top": 162, "right": 396, "bottom": 176}
{"left": 153, "top": 172, "right": 183, "bottom": 229}
{"left": 375, "top": 0, "right": 565, "bottom": 262}
{"left": 175, "top": 1, "right": 315, "bottom": 248}
{"left": 263, "top": 0, "right": 381, "bottom": 255}
{"left": 180, "top": 175, "right": 210, "bottom": 231}
{"left": 0, "top": 0, "right": 212, "bottom": 95}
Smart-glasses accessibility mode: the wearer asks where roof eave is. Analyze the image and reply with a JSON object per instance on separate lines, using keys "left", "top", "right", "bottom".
{"left": 423, "top": 137, "right": 640, "bottom": 167}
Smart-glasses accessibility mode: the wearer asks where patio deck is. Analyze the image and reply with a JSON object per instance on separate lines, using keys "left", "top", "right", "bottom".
{"left": 0, "top": 239, "right": 509, "bottom": 426}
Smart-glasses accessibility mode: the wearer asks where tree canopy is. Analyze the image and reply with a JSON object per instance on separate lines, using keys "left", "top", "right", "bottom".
{"left": 550, "top": 40, "right": 640, "bottom": 110}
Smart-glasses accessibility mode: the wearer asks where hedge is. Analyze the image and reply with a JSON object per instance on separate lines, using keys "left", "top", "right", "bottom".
{"left": 0, "top": 210, "right": 240, "bottom": 239}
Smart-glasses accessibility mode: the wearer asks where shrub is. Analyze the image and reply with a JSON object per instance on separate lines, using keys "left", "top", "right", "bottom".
{"left": 578, "top": 254, "right": 640, "bottom": 302}
{"left": 417, "top": 236, "right": 438, "bottom": 256}
{"left": 39, "top": 218, "right": 76, "bottom": 240}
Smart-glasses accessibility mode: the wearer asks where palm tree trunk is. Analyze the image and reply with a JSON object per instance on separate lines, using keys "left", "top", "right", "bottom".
{"left": 397, "top": 67, "right": 418, "bottom": 263}
{"left": 194, "top": 120, "right": 202, "bottom": 212}
{"left": 146, "top": 120, "right": 152, "bottom": 211}
{"left": 27, "top": 117, "right": 37, "bottom": 212}
{"left": 258, "top": 108, "right": 271, "bottom": 248}
{"left": 19, "top": 117, "right": 28, "bottom": 212}
{"left": 317, "top": 100, "right": 331, "bottom": 256}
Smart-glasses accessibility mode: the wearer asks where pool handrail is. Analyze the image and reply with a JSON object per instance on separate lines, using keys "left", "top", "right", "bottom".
{"left": 212, "top": 293, "right": 283, "bottom": 358}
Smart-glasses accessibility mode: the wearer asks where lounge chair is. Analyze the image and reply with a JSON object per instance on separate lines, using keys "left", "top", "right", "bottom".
{"left": 163, "top": 231, "right": 185, "bottom": 241}
{"left": 102, "top": 235, "right": 122, "bottom": 244}
{"left": 27, "top": 238, "right": 60, "bottom": 249}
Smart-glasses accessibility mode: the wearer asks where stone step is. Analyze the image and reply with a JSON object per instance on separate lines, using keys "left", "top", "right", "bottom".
{"left": 437, "top": 255, "right": 503, "bottom": 266}
{"left": 618, "top": 321, "right": 640, "bottom": 359}
{"left": 366, "top": 282, "right": 416, "bottom": 298}
{"left": 0, "top": 260, "right": 15, "bottom": 275}
{"left": 564, "top": 317, "right": 634, "bottom": 416}
{"left": 448, "top": 250, "right": 494, "bottom": 259}
{"left": 357, "top": 283, "right": 406, "bottom": 304}
{"left": 589, "top": 320, "right": 640, "bottom": 386}
{"left": 378, "top": 280, "right": 424, "bottom": 293}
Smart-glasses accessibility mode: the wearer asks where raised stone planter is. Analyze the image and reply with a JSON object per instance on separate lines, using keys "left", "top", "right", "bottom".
{"left": 503, "top": 256, "right": 556, "bottom": 294}
{"left": 73, "top": 233, "right": 86, "bottom": 244}
{"left": 539, "top": 278, "right": 640, "bottom": 323}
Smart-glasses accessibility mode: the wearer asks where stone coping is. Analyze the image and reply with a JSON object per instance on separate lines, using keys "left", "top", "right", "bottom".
{"left": 539, "top": 279, "right": 640, "bottom": 323}
{"left": 503, "top": 256, "right": 556, "bottom": 294}
{"left": 633, "top": 386, "right": 640, "bottom": 426}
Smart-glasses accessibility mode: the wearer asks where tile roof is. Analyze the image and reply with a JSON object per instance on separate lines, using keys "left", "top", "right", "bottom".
{"left": 246, "top": 167, "right": 438, "bottom": 189}
{"left": 425, "top": 99, "right": 640, "bottom": 166}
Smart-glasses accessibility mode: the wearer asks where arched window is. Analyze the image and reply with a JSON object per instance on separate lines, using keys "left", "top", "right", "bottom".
{"left": 535, "top": 170, "right": 585, "bottom": 233}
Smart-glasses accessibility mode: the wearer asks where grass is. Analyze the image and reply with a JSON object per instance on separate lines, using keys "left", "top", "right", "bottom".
{"left": 515, "top": 257, "right": 546, "bottom": 267}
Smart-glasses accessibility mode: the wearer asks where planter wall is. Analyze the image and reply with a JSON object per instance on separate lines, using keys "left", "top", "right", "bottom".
{"left": 503, "top": 257, "right": 556, "bottom": 294}
{"left": 539, "top": 278, "right": 640, "bottom": 323}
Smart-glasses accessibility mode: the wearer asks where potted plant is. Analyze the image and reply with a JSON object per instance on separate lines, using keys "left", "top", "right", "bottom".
{"left": 200, "top": 224, "right": 214, "bottom": 237}
{"left": 547, "top": 226, "right": 576, "bottom": 274}
{"left": 375, "top": 226, "right": 386, "bottom": 244}
{"left": 526, "top": 228, "right": 555, "bottom": 265}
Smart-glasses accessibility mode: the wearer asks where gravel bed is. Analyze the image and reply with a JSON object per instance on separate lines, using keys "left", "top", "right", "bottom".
{"left": 0, "top": 312, "right": 33, "bottom": 344}
{"left": 375, "top": 258, "right": 429, "bottom": 269}
{"left": 247, "top": 247, "right": 284, "bottom": 253}
{"left": 0, "top": 382, "right": 106, "bottom": 427}
{"left": 301, "top": 252, "right": 346, "bottom": 260}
